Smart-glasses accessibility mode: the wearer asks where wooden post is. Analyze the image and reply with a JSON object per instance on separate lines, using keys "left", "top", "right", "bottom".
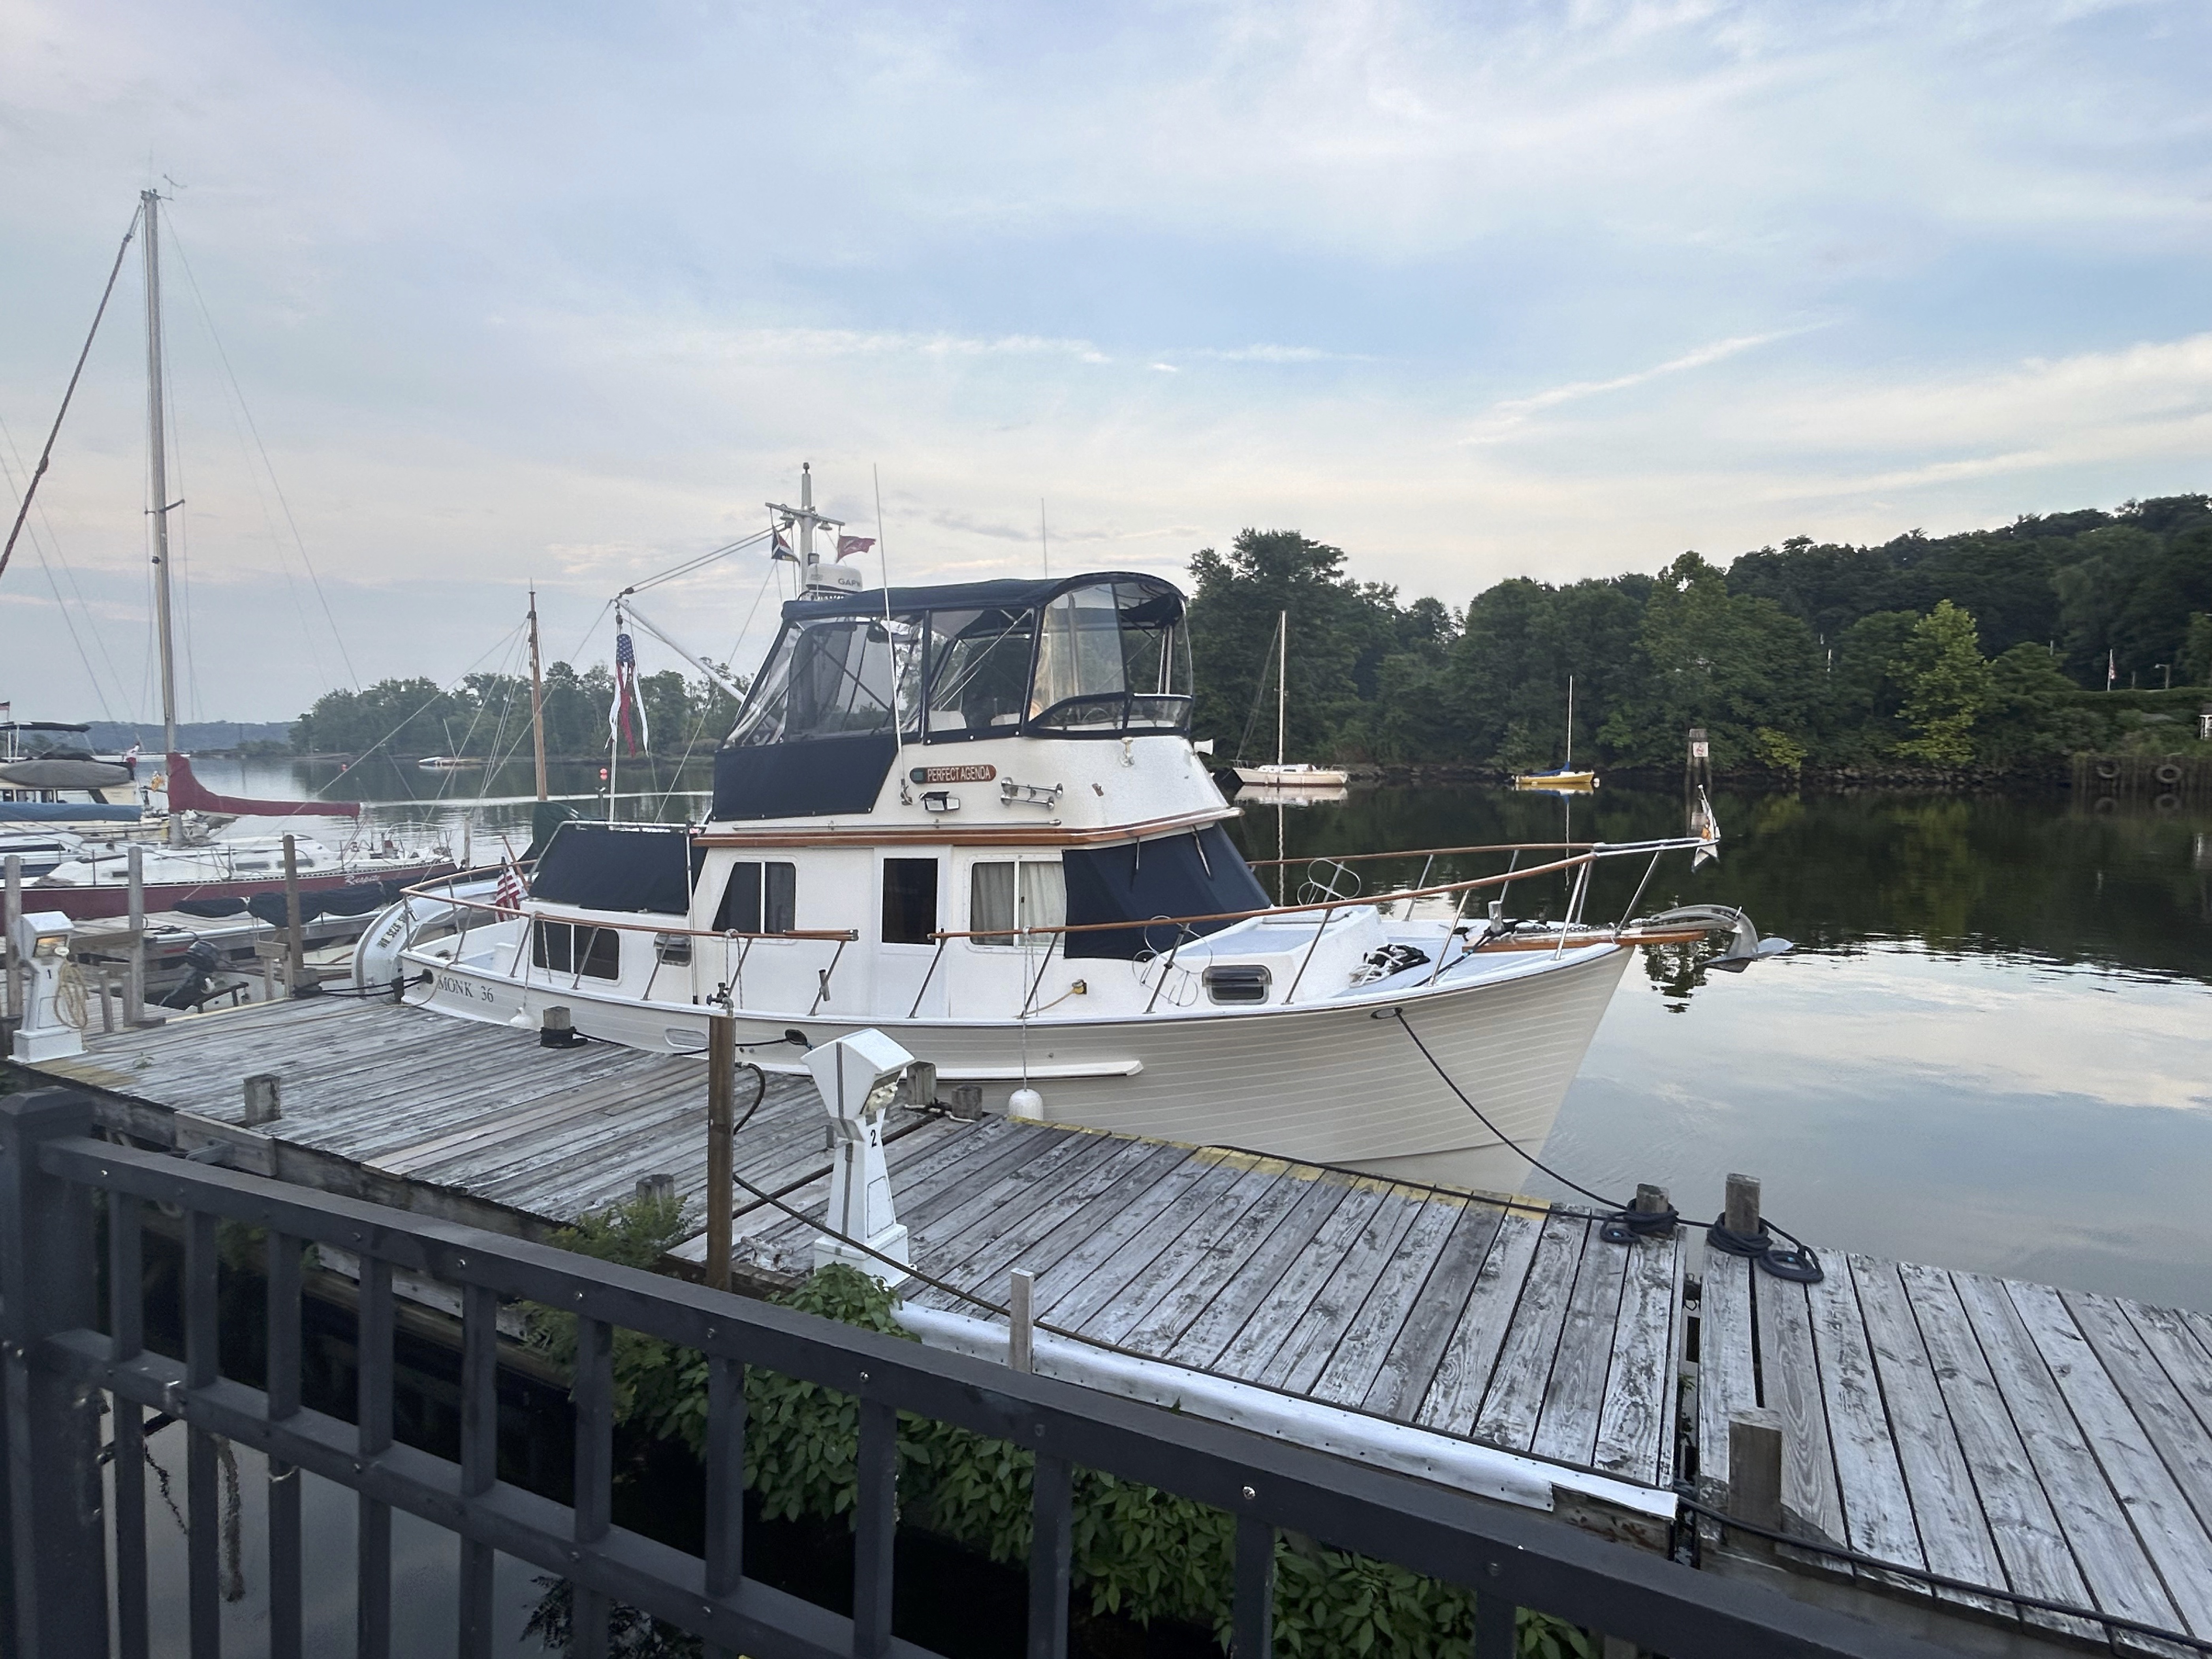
{"left": 1724, "top": 1172, "right": 1761, "bottom": 1238}
{"left": 1727, "top": 1407, "right": 1784, "bottom": 1556}
{"left": 3, "top": 852, "right": 20, "bottom": 1022}
{"left": 1008, "top": 1269, "right": 1035, "bottom": 1373}
{"left": 125, "top": 843, "right": 148, "bottom": 1027}
{"left": 282, "top": 833, "right": 306, "bottom": 993}
{"left": 96, "top": 969, "right": 114, "bottom": 1034}
{"left": 902, "top": 1059, "right": 937, "bottom": 1110}
{"left": 705, "top": 1013, "right": 735, "bottom": 1292}
{"left": 243, "top": 1073, "right": 282, "bottom": 1127}
{"left": 634, "top": 1172, "right": 674, "bottom": 1204}
{"left": 1633, "top": 1183, "right": 1669, "bottom": 1215}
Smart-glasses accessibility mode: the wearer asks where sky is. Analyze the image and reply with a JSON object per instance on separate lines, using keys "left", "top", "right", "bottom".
{"left": 2, "top": 0, "right": 2209, "bottom": 725}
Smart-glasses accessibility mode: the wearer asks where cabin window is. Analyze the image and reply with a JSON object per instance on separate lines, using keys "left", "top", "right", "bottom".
{"left": 532, "top": 921, "right": 621, "bottom": 980}
{"left": 882, "top": 858, "right": 940, "bottom": 946}
{"left": 713, "top": 861, "right": 797, "bottom": 934}
{"left": 923, "top": 607, "right": 1036, "bottom": 738}
{"left": 969, "top": 859, "right": 1067, "bottom": 947}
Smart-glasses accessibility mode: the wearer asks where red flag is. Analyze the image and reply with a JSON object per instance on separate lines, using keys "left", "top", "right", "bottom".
{"left": 835, "top": 534, "right": 875, "bottom": 562}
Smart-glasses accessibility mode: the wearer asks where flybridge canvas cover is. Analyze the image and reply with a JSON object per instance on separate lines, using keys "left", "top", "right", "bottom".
{"left": 530, "top": 822, "right": 694, "bottom": 915}
{"left": 165, "top": 753, "right": 361, "bottom": 820}
{"left": 1061, "top": 825, "right": 1270, "bottom": 959}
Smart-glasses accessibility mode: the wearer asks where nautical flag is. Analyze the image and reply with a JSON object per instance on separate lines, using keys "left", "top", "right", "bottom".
{"left": 835, "top": 534, "right": 875, "bottom": 562}
{"left": 1692, "top": 788, "right": 1721, "bottom": 869}
{"left": 2107, "top": 648, "right": 2117, "bottom": 690}
{"left": 610, "top": 622, "right": 649, "bottom": 756}
{"left": 771, "top": 532, "right": 799, "bottom": 563}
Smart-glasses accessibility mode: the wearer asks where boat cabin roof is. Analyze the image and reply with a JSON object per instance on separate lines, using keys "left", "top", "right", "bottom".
{"left": 779, "top": 570, "right": 1180, "bottom": 624}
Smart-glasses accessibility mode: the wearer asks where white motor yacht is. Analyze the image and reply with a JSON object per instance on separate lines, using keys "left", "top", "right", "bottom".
{"left": 396, "top": 516, "right": 1761, "bottom": 1190}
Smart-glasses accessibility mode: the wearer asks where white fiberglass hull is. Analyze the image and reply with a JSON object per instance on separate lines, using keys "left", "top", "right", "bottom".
{"left": 404, "top": 935, "right": 1630, "bottom": 1194}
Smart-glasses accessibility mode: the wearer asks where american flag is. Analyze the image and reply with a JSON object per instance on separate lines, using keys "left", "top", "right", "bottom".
{"left": 610, "top": 622, "right": 649, "bottom": 755}
{"left": 835, "top": 534, "right": 875, "bottom": 563}
{"left": 494, "top": 861, "right": 526, "bottom": 913}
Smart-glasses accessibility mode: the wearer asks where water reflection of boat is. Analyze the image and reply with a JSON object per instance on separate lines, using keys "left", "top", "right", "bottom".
{"left": 1237, "top": 783, "right": 1349, "bottom": 807}
{"left": 400, "top": 478, "right": 1775, "bottom": 1189}
{"left": 417, "top": 756, "right": 484, "bottom": 771}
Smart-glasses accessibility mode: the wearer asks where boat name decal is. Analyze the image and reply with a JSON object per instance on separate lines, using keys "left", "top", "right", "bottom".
{"left": 911, "top": 764, "right": 996, "bottom": 784}
{"left": 436, "top": 974, "right": 500, "bottom": 1004}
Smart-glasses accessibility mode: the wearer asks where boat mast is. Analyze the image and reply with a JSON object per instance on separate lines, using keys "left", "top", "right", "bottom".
{"left": 142, "top": 188, "right": 181, "bottom": 833}
{"left": 1565, "top": 675, "right": 1574, "bottom": 771}
{"left": 1276, "top": 609, "right": 1287, "bottom": 769}
{"left": 764, "top": 462, "right": 845, "bottom": 597}
{"left": 527, "top": 586, "right": 548, "bottom": 801}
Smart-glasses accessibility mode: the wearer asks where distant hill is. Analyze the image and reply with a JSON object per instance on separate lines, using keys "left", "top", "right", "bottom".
{"left": 78, "top": 721, "right": 296, "bottom": 753}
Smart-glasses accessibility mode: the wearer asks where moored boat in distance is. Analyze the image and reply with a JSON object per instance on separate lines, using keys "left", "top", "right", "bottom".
{"left": 397, "top": 469, "right": 1778, "bottom": 1191}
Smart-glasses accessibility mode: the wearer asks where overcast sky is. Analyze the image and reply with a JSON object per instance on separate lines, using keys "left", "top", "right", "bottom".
{"left": 3, "top": 0, "right": 2208, "bottom": 724}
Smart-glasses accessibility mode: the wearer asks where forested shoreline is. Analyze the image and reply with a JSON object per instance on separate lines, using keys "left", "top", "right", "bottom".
{"left": 286, "top": 494, "right": 2212, "bottom": 778}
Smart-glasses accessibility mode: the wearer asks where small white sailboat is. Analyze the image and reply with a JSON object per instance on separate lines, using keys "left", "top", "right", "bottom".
{"left": 393, "top": 470, "right": 1783, "bottom": 1191}
{"left": 1229, "top": 610, "right": 1349, "bottom": 790}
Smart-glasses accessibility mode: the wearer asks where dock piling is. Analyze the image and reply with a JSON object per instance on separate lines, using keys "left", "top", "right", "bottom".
{"left": 706, "top": 1014, "right": 734, "bottom": 1292}
{"left": 281, "top": 834, "right": 306, "bottom": 994}
{"left": 635, "top": 1172, "right": 675, "bottom": 1204}
{"left": 126, "top": 844, "right": 148, "bottom": 1026}
{"left": 1726, "top": 1407, "right": 1784, "bottom": 1557}
{"left": 4, "top": 852, "right": 20, "bottom": 1022}
{"left": 1723, "top": 1172, "right": 1761, "bottom": 1239}
{"left": 243, "top": 1073, "right": 282, "bottom": 1127}
{"left": 1009, "top": 1269, "right": 1036, "bottom": 1373}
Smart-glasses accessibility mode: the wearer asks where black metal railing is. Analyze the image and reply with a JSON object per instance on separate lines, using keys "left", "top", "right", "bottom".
{"left": 0, "top": 1086, "right": 1955, "bottom": 1659}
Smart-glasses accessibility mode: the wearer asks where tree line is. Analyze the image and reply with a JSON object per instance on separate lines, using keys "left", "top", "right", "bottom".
{"left": 290, "top": 492, "right": 2212, "bottom": 771}
{"left": 1188, "top": 493, "right": 2212, "bottom": 773}
{"left": 290, "top": 662, "right": 744, "bottom": 762}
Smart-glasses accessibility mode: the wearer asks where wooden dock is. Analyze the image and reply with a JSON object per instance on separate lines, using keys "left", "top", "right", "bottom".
{"left": 24, "top": 995, "right": 2212, "bottom": 1655}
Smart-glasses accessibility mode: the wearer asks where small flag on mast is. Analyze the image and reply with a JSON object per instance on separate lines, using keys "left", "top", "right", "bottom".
{"left": 770, "top": 532, "right": 799, "bottom": 563}
{"left": 835, "top": 534, "right": 875, "bottom": 562}
{"left": 610, "top": 618, "right": 649, "bottom": 756}
{"left": 494, "top": 860, "right": 526, "bottom": 914}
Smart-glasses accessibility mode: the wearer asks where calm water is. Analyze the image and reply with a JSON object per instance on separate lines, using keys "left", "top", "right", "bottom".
{"left": 199, "top": 758, "right": 2212, "bottom": 1309}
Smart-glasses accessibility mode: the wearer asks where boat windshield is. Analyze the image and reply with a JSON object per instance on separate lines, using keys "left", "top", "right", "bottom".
{"left": 728, "top": 614, "right": 926, "bottom": 747}
{"left": 726, "top": 576, "right": 1190, "bottom": 748}
{"left": 1027, "top": 580, "right": 1191, "bottom": 734}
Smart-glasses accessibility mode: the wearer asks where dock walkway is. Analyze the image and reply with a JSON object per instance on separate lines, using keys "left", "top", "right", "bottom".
{"left": 26, "top": 995, "right": 2212, "bottom": 1654}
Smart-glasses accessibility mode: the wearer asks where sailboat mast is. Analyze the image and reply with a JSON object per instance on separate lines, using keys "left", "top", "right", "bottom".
{"left": 528, "top": 586, "right": 548, "bottom": 801}
{"left": 1276, "top": 609, "right": 1287, "bottom": 769}
{"left": 142, "top": 189, "right": 180, "bottom": 784}
{"left": 1565, "top": 675, "right": 1574, "bottom": 771}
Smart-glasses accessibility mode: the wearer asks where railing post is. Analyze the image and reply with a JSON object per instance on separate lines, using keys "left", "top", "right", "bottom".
{"left": 852, "top": 1399, "right": 898, "bottom": 1659}
{"left": 1027, "top": 1452, "right": 1072, "bottom": 1659}
{"left": 702, "top": 1352, "right": 745, "bottom": 1659}
{"left": 357, "top": 1256, "right": 394, "bottom": 1659}
{"left": 457, "top": 1282, "right": 498, "bottom": 1659}
{"left": 1230, "top": 1510, "right": 1274, "bottom": 1658}
{"left": 0, "top": 1088, "right": 109, "bottom": 1657}
{"left": 706, "top": 1014, "right": 735, "bottom": 1292}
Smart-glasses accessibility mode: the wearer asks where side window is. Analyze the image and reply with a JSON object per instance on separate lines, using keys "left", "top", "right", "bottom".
{"left": 714, "top": 861, "right": 798, "bottom": 933}
{"left": 969, "top": 859, "right": 1065, "bottom": 947}
{"left": 532, "top": 920, "right": 572, "bottom": 972}
{"left": 764, "top": 862, "right": 796, "bottom": 933}
{"left": 882, "top": 858, "right": 939, "bottom": 946}
{"left": 578, "top": 927, "right": 620, "bottom": 980}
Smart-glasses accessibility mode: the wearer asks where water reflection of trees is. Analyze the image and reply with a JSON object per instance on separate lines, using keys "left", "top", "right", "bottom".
{"left": 1221, "top": 784, "right": 2212, "bottom": 992}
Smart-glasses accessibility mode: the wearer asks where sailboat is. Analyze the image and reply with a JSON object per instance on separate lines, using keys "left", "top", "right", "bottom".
{"left": 1229, "top": 610, "right": 1349, "bottom": 790}
{"left": 394, "top": 469, "right": 1787, "bottom": 1191}
{"left": 11, "top": 190, "right": 457, "bottom": 921}
{"left": 1512, "top": 675, "right": 1599, "bottom": 792}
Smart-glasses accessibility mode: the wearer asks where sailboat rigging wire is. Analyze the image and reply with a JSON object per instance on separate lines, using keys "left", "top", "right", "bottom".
{"left": 0, "top": 416, "right": 128, "bottom": 720}
{"left": 300, "top": 623, "right": 527, "bottom": 796}
{"left": 626, "top": 529, "right": 773, "bottom": 594}
{"left": 0, "top": 205, "right": 141, "bottom": 586}
{"left": 164, "top": 216, "right": 358, "bottom": 688}
{"left": 656, "top": 561, "right": 779, "bottom": 818}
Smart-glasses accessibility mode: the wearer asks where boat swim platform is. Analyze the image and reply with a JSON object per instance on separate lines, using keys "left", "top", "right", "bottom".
{"left": 22, "top": 995, "right": 2212, "bottom": 1655}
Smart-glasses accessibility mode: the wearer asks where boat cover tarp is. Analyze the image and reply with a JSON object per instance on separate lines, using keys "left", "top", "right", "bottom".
{"left": 1060, "top": 824, "right": 1270, "bottom": 959}
{"left": 0, "top": 758, "right": 133, "bottom": 789}
{"left": 165, "top": 752, "right": 360, "bottom": 819}
{"left": 530, "top": 822, "right": 692, "bottom": 915}
{"left": 711, "top": 734, "right": 895, "bottom": 821}
{"left": 0, "top": 801, "right": 141, "bottom": 823}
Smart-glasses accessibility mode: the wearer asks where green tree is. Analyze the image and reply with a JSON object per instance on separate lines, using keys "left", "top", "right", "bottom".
{"left": 1599, "top": 553, "right": 1820, "bottom": 766}
{"left": 1890, "top": 600, "right": 1992, "bottom": 767}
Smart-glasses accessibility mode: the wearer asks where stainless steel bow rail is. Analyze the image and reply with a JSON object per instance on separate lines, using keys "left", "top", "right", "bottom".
{"left": 0, "top": 1088, "right": 1956, "bottom": 1659}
